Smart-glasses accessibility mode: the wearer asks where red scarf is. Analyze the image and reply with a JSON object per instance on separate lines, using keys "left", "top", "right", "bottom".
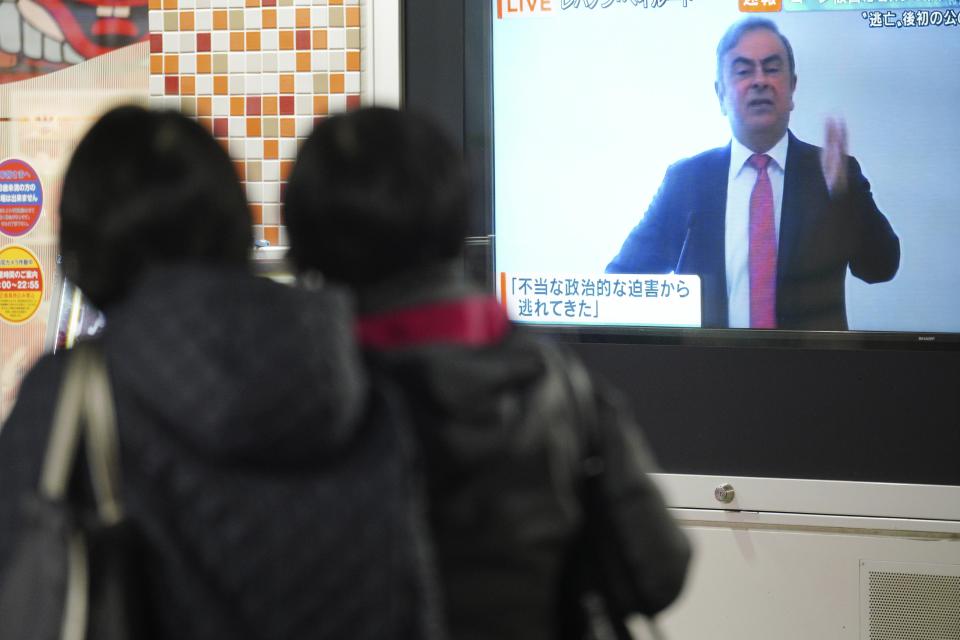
{"left": 357, "top": 295, "right": 509, "bottom": 349}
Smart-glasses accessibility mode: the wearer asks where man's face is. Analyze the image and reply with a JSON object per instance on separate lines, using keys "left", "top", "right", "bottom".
{"left": 715, "top": 28, "right": 796, "bottom": 149}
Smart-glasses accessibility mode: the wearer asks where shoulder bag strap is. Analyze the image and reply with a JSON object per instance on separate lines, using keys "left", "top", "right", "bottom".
{"left": 39, "top": 342, "right": 124, "bottom": 525}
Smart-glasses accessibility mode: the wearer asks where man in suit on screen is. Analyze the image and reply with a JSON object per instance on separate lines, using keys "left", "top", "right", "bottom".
{"left": 606, "top": 17, "right": 900, "bottom": 330}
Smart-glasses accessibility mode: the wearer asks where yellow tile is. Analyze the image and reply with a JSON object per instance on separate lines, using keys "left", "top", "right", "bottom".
{"left": 296, "top": 8, "right": 310, "bottom": 27}
{"left": 312, "top": 29, "right": 327, "bottom": 50}
{"left": 346, "top": 51, "right": 360, "bottom": 72}
{"left": 296, "top": 52, "right": 311, "bottom": 72}
{"left": 263, "top": 96, "right": 278, "bottom": 116}
{"left": 346, "top": 6, "right": 360, "bottom": 27}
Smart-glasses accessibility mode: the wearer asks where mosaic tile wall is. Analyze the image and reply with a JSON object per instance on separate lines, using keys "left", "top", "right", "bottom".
{"left": 147, "top": 0, "right": 362, "bottom": 246}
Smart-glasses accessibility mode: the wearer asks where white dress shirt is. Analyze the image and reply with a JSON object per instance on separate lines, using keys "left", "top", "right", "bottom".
{"left": 725, "top": 133, "right": 789, "bottom": 329}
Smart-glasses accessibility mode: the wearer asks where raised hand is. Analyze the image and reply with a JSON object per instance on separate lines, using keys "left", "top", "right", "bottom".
{"left": 820, "top": 117, "right": 848, "bottom": 199}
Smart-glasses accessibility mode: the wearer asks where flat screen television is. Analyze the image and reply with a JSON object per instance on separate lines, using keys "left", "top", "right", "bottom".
{"left": 403, "top": 0, "right": 960, "bottom": 519}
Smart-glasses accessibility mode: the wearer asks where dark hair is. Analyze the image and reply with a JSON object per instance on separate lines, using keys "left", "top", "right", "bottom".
{"left": 283, "top": 107, "right": 470, "bottom": 286}
{"left": 716, "top": 17, "right": 796, "bottom": 87}
{"left": 60, "top": 106, "right": 252, "bottom": 308}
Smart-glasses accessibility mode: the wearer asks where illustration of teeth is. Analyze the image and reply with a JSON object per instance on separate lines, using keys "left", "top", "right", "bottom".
{"left": 43, "top": 34, "right": 62, "bottom": 62}
{"left": 22, "top": 17, "right": 43, "bottom": 59}
{"left": 96, "top": 5, "right": 112, "bottom": 16}
{"left": 0, "top": 2, "right": 22, "bottom": 53}
{"left": 63, "top": 43, "right": 83, "bottom": 64}
{"left": 115, "top": 6, "right": 130, "bottom": 18}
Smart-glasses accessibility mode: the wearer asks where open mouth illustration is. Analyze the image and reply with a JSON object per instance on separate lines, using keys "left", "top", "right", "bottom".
{"left": 26, "top": 0, "right": 148, "bottom": 60}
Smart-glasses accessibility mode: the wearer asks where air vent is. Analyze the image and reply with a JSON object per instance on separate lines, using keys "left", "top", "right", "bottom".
{"left": 861, "top": 561, "right": 960, "bottom": 640}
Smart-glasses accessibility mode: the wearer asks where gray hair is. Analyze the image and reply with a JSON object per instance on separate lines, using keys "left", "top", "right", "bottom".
{"left": 716, "top": 17, "right": 796, "bottom": 87}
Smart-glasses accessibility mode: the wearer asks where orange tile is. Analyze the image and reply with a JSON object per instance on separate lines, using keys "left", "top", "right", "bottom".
{"left": 149, "top": 0, "right": 161, "bottom": 9}
{"left": 217, "top": 138, "right": 230, "bottom": 153}
{"left": 234, "top": 161, "right": 246, "bottom": 181}
{"left": 330, "top": 73, "right": 344, "bottom": 94}
{"left": 246, "top": 0, "right": 260, "bottom": 6}
{"left": 230, "top": 96, "right": 245, "bottom": 116}
{"left": 246, "top": 117, "right": 262, "bottom": 137}
{"left": 313, "top": 95, "right": 328, "bottom": 115}
{"left": 162, "top": 0, "right": 177, "bottom": 8}
{"left": 280, "top": 118, "right": 295, "bottom": 137}
{"left": 214, "top": 75, "right": 229, "bottom": 94}
{"left": 279, "top": 31, "right": 294, "bottom": 50}
{"left": 312, "top": 29, "right": 327, "bottom": 50}
{"left": 150, "top": 54, "right": 163, "bottom": 74}
{"left": 262, "top": 9, "right": 276, "bottom": 28}
{"left": 213, "top": 10, "right": 228, "bottom": 29}
{"left": 181, "top": 76, "right": 196, "bottom": 95}
{"left": 263, "top": 226, "right": 280, "bottom": 247}
{"left": 280, "top": 161, "right": 295, "bottom": 181}
{"left": 246, "top": 32, "right": 261, "bottom": 51}
{"left": 346, "top": 6, "right": 360, "bottom": 27}
{"left": 296, "top": 8, "right": 310, "bottom": 27}
{"left": 164, "top": 55, "right": 179, "bottom": 74}
{"left": 279, "top": 74, "right": 295, "bottom": 94}
{"left": 230, "top": 31, "right": 244, "bottom": 51}
{"left": 197, "top": 54, "right": 211, "bottom": 74}
{"left": 198, "top": 117, "right": 213, "bottom": 132}
{"left": 329, "top": 0, "right": 343, "bottom": 5}
{"left": 264, "top": 139, "right": 279, "bottom": 160}
{"left": 180, "top": 11, "right": 195, "bottom": 30}
{"left": 197, "top": 96, "right": 213, "bottom": 116}
{"left": 263, "top": 96, "right": 278, "bottom": 116}
{"left": 250, "top": 204, "right": 263, "bottom": 225}
{"left": 346, "top": 51, "right": 360, "bottom": 72}
{"left": 296, "top": 52, "right": 311, "bottom": 72}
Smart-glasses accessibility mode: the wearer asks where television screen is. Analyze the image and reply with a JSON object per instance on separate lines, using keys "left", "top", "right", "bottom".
{"left": 490, "top": 0, "right": 960, "bottom": 340}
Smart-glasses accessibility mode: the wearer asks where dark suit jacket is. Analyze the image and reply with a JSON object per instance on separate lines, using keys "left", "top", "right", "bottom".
{"left": 606, "top": 132, "right": 900, "bottom": 329}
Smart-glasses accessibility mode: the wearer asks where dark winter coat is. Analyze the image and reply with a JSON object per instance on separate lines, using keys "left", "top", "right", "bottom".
{"left": 0, "top": 265, "right": 439, "bottom": 640}
{"left": 353, "top": 264, "right": 691, "bottom": 640}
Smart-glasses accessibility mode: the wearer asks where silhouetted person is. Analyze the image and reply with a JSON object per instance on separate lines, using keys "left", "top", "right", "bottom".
{"left": 285, "top": 107, "right": 690, "bottom": 640}
{"left": 0, "top": 106, "right": 439, "bottom": 640}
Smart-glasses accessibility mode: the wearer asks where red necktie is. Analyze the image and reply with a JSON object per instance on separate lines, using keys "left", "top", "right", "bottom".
{"left": 748, "top": 153, "right": 777, "bottom": 329}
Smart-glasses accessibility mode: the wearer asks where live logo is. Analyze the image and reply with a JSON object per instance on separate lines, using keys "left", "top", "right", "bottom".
{"left": 497, "top": 0, "right": 553, "bottom": 19}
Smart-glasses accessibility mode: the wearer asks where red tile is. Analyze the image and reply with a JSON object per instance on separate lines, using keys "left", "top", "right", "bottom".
{"left": 246, "top": 96, "right": 262, "bottom": 116}
{"left": 295, "top": 30, "right": 310, "bottom": 50}
{"left": 165, "top": 76, "right": 179, "bottom": 95}
{"left": 150, "top": 33, "right": 163, "bottom": 53}
{"left": 213, "top": 118, "right": 228, "bottom": 137}
{"left": 279, "top": 95, "right": 295, "bottom": 115}
{"left": 197, "top": 32, "right": 211, "bottom": 52}
{"left": 346, "top": 95, "right": 361, "bottom": 110}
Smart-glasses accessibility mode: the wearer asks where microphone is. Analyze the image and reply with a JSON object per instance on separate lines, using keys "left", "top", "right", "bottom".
{"left": 674, "top": 210, "right": 695, "bottom": 274}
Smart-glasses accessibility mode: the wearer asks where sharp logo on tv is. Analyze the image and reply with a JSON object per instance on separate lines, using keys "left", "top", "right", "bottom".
{"left": 497, "top": 0, "right": 554, "bottom": 19}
